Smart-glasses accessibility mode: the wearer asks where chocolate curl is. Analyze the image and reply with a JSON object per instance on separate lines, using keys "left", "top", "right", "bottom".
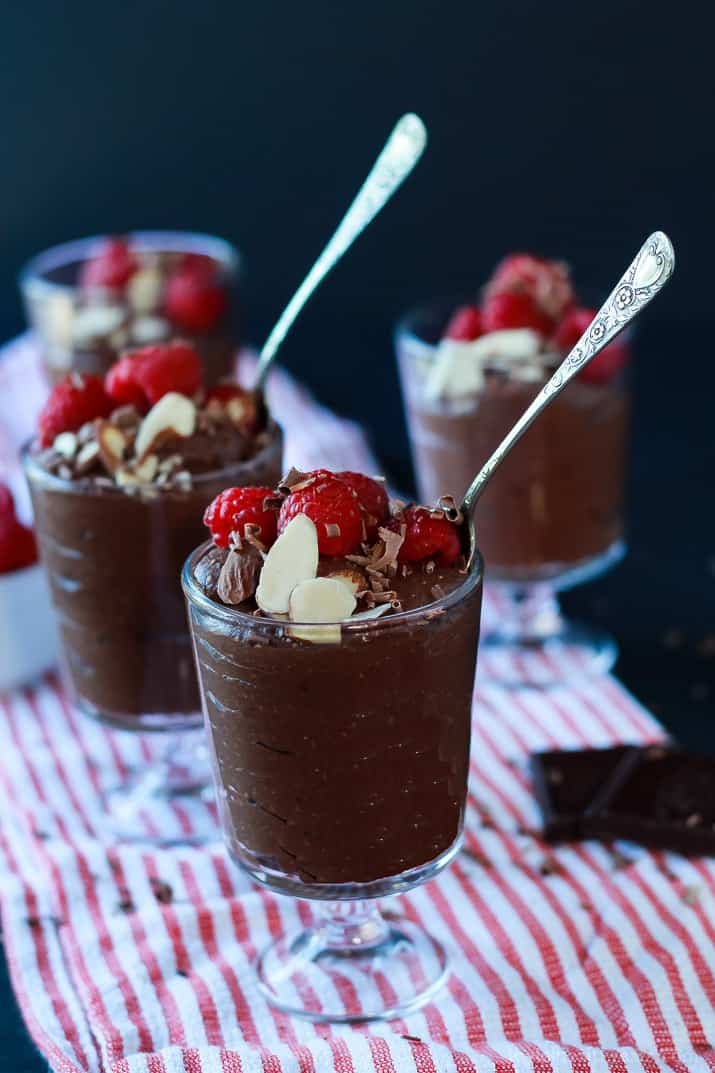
{"left": 277, "top": 468, "right": 313, "bottom": 496}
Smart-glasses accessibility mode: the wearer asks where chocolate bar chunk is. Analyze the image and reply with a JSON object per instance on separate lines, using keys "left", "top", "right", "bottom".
{"left": 584, "top": 744, "right": 715, "bottom": 854}
{"left": 530, "top": 746, "right": 637, "bottom": 842}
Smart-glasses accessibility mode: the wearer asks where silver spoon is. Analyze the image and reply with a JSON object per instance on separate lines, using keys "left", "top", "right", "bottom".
{"left": 462, "top": 230, "right": 676, "bottom": 564}
{"left": 254, "top": 113, "right": 427, "bottom": 401}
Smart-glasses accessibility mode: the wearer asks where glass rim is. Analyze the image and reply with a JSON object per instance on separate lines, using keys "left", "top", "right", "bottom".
{"left": 181, "top": 538, "right": 484, "bottom": 632}
{"left": 18, "top": 230, "right": 241, "bottom": 296}
{"left": 20, "top": 423, "right": 282, "bottom": 494}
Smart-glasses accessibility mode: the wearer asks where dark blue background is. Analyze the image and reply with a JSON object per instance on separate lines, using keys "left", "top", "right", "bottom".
{"left": 0, "top": 1, "right": 712, "bottom": 1066}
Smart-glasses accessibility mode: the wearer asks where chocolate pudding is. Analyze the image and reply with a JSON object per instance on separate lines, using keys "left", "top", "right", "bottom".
{"left": 403, "top": 362, "right": 628, "bottom": 576}
{"left": 20, "top": 232, "right": 239, "bottom": 385}
{"left": 183, "top": 472, "right": 482, "bottom": 892}
{"left": 25, "top": 377, "right": 282, "bottom": 730}
{"left": 397, "top": 260, "right": 631, "bottom": 581}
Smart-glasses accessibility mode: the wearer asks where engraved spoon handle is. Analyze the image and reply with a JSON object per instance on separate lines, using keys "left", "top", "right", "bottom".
{"left": 254, "top": 113, "right": 427, "bottom": 394}
{"left": 462, "top": 230, "right": 676, "bottom": 520}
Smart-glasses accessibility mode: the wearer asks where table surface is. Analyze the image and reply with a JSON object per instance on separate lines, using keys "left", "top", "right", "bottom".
{"left": 0, "top": 318, "right": 712, "bottom": 1071}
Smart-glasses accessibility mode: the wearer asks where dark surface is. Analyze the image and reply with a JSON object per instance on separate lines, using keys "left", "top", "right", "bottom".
{"left": 0, "top": 0, "right": 711, "bottom": 1067}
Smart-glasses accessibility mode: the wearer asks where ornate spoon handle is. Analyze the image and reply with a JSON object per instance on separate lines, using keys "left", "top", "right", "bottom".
{"left": 255, "top": 113, "right": 427, "bottom": 393}
{"left": 462, "top": 230, "right": 675, "bottom": 520}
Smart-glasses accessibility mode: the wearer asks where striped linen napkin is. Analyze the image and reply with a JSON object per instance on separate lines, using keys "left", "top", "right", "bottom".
{"left": 1, "top": 335, "right": 714, "bottom": 1073}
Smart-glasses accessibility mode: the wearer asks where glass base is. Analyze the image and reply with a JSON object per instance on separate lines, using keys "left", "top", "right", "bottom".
{"left": 256, "top": 901, "right": 448, "bottom": 1023}
{"left": 101, "top": 726, "right": 219, "bottom": 845}
{"left": 480, "top": 583, "right": 617, "bottom": 688}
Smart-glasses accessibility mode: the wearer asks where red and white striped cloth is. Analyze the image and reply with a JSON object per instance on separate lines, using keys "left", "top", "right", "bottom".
{"left": 1, "top": 336, "right": 714, "bottom": 1073}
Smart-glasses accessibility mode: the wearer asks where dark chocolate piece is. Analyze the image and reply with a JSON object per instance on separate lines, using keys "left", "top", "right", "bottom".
{"left": 583, "top": 745, "right": 715, "bottom": 855}
{"left": 530, "top": 746, "right": 637, "bottom": 842}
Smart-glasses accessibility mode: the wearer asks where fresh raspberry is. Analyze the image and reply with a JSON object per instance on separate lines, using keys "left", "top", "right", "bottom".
{"left": 552, "top": 307, "right": 630, "bottom": 385}
{"left": 336, "top": 471, "right": 389, "bottom": 541}
{"left": 278, "top": 472, "right": 363, "bottom": 556}
{"left": 164, "top": 258, "right": 227, "bottom": 333}
{"left": 132, "top": 341, "right": 203, "bottom": 406}
{"left": 443, "top": 304, "right": 483, "bottom": 341}
{"left": 204, "top": 486, "right": 278, "bottom": 549}
{"left": 80, "top": 237, "right": 138, "bottom": 290}
{"left": 481, "top": 291, "right": 553, "bottom": 337}
{"left": 104, "top": 355, "right": 148, "bottom": 410}
{"left": 205, "top": 384, "right": 258, "bottom": 432}
{"left": 38, "top": 374, "right": 112, "bottom": 447}
{"left": 485, "top": 252, "right": 574, "bottom": 322}
{"left": 396, "top": 506, "right": 462, "bottom": 566}
{"left": 0, "top": 484, "right": 37, "bottom": 574}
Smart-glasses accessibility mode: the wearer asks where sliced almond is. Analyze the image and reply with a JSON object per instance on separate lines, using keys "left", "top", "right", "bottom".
{"left": 133, "top": 454, "right": 159, "bottom": 483}
{"left": 288, "top": 576, "right": 356, "bottom": 645}
{"left": 75, "top": 440, "right": 100, "bottom": 474}
{"left": 95, "top": 420, "right": 129, "bottom": 473}
{"left": 53, "top": 431, "right": 78, "bottom": 458}
{"left": 131, "top": 315, "right": 171, "bottom": 345}
{"left": 126, "top": 267, "right": 163, "bottom": 314}
{"left": 134, "top": 392, "right": 196, "bottom": 461}
{"left": 255, "top": 513, "right": 318, "bottom": 614}
{"left": 321, "top": 565, "right": 367, "bottom": 595}
{"left": 349, "top": 604, "right": 393, "bottom": 622}
{"left": 72, "top": 306, "right": 126, "bottom": 345}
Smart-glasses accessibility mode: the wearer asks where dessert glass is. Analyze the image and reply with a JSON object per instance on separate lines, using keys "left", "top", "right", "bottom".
{"left": 23, "top": 430, "right": 282, "bottom": 839}
{"left": 182, "top": 542, "right": 483, "bottom": 1022}
{"left": 396, "top": 301, "right": 629, "bottom": 686}
{"left": 19, "top": 231, "right": 240, "bottom": 385}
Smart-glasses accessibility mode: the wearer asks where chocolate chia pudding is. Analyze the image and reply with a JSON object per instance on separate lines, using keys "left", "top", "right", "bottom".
{"left": 20, "top": 231, "right": 240, "bottom": 385}
{"left": 25, "top": 345, "right": 282, "bottom": 730}
{"left": 397, "top": 254, "right": 630, "bottom": 581}
{"left": 183, "top": 469, "right": 482, "bottom": 892}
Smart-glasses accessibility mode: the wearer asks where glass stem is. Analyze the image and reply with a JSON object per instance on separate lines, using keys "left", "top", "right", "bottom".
{"left": 314, "top": 900, "right": 390, "bottom": 952}
{"left": 496, "top": 583, "right": 564, "bottom": 644}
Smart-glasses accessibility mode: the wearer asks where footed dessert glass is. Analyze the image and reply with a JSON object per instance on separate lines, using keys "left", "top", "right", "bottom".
{"left": 396, "top": 302, "right": 629, "bottom": 687}
{"left": 19, "top": 231, "right": 240, "bottom": 385}
{"left": 24, "top": 433, "right": 282, "bottom": 841}
{"left": 183, "top": 541, "right": 483, "bottom": 1022}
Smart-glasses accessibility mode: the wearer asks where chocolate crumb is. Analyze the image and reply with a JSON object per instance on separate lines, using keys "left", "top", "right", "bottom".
{"left": 539, "top": 856, "right": 563, "bottom": 876}
{"left": 150, "top": 879, "right": 173, "bottom": 904}
{"left": 682, "top": 884, "right": 701, "bottom": 906}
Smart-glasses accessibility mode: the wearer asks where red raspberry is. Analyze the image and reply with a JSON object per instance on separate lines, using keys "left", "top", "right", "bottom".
{"left": 105, "top": 355, "right": 148, "bottom": 410}
{"left": 205, "top": 384, "right": 258, "bottom": 432}
{"left": 38, "top": 374, "right": 112, "bottom": 447}
{"left": 164, "top": 258, "right": 227, "bottom": 333}
{"left": 552, "top": 307, "right": 630, "bottom": 385}
{"left": 278, "top": 472, "right": 363, "bottom": 556}
{"left": 80, "top": 237, "right": 138, "bottom": 290}
{"left": 134, "top": 341, "right": 203, "bottom": 406}
{"left": 486, "top": 253, "right": 573, "bottom": 322}
{"left": 443, "top": 304, "right": 483, "bottom": 341}
{"left": 203, "top": 486, "right": 278, "bottom": 549}
{"left": 481, "top": 291, "right": 553, "bottom": 337}
{"left": 396, "top": 506, "right": 462, "bottom": 566}
{"left": 336, "top": 471, "right": 389, "bottom": 541}
{"left": 0, "top": 484, "right": 37, "bottom": 574}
